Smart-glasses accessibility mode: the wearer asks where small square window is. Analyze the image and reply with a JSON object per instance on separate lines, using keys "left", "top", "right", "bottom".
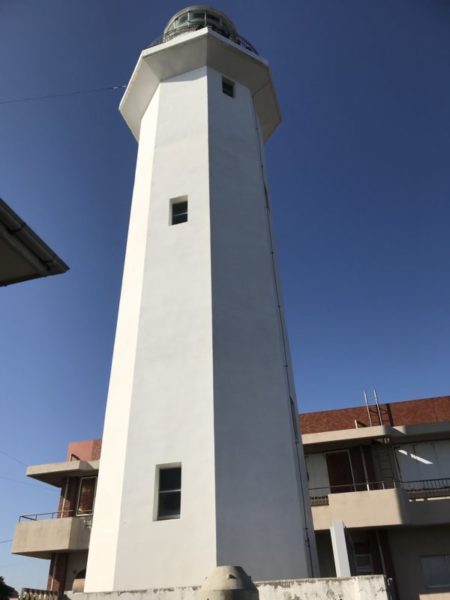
{"left": 157, "top": 466, "right": 181, "bottom": 520}
{"left": 222, "top": 77, "right": 235, "bottom": 98}
{"left": 171, "top": 199, "right": 188, "bottom": 225}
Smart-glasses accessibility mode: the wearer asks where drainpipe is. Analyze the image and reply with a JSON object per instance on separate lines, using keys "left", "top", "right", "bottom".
{"left": 360, "top": 446, "right": 370, "bottom": 491}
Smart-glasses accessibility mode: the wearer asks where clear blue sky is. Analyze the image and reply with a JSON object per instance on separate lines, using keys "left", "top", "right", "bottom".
{"left": 1, "top": 0, "right": 449, "bottom": 589}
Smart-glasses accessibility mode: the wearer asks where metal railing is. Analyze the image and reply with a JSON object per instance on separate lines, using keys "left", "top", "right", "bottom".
{"left": 309, "top": 480, "right": 396, "bottom": 505}
{"left": 148, "top": 28, "right": 258, "bottom": 55}
{"left": 401, "top": 477, "right": 450, "bottom": 500}
{"left": 19, "top": 509, "right": 93, "bottom": 522}
{"left": 309, "top": 477, "right": 450, "bottom": 505}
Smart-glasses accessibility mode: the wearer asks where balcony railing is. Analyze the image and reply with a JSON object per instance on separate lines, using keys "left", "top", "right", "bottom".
{"left": 19, "top": 509, "right": 93, "bottom": 522}
{"left": 309, "top": 480, "right": 396, "bottom": 505}
{"left": 309, "top": 478, "right": 450, "bottom": 506}
{"left": 401, "top": 477, "right": 450, "bottom": 500}
{"left": 148, "top": 28, "right": 258, "bottom": 55}
{"left": 20, "top": 589, "right": 58, "bottom": 600}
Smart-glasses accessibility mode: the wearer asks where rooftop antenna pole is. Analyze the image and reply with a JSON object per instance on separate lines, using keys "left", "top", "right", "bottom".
{"left": 373, "top": 388, "right": 382, "bottom": 425}
{"left": 363, "top": 390, "right": 372, "bottom": 426}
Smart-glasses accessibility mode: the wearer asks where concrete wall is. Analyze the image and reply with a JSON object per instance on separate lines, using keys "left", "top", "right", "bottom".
{"left": 258, "top": 576, "right": 389, "bottom": 600}
{"left": 312, "top": 487, "right": 450, "bottom": 530}
{"left": 388, "top": 525, "right": 450, "bottom": 600}
{"left": 69, "top": 576, "right": 389, "bottom": 600}
{"left": 312, "top": 488, "right": 408, "bottom": 531}
{"left": 408, "top": 497, "right": 450, "bottom": 526}
{"left": 12, "top": 517, "right": 91, "bottom": 557}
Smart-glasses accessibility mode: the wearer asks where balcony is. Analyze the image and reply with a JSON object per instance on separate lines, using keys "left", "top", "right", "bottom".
{"left": 309, "top": 478, "right": 450, "bottom": 530}
{"left": 12, "top": 510, "right": 92, "bottom": 558}
{"left": 310, "top": 479, "right": 396, "bottom": 506}
{"left": 26, "top": 459, "right": 99, "bottom": 487}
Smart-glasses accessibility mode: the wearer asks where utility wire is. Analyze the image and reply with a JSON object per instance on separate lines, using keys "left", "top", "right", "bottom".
{"left": 0, "top": 539, "right": 13, "bottom": 544}
{"left": 0, "top": 475, "right": 55, "bottom": 491}
{"left": 0, "top": 449, "right": 27, "bottom": 467}
{"left": 0, "top": 83, "right": 126, "bottom": 106}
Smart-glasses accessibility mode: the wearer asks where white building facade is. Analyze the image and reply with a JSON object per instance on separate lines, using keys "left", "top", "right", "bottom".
{"left": 85, "top": 7, "right": 316, "bottom": 591}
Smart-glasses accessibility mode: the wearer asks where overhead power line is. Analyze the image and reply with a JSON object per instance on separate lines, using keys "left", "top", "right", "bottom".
{"left": 0, "top": 539, "right": 13, "bottom": 544}
{"left": 0, "top": 83, "right": 126, "bottom": 106}
{"left": 0, "top": 449, "right": 27, "bottom": 467}
{"left": 0, "top": 475, "right": 55, "bottom": 491}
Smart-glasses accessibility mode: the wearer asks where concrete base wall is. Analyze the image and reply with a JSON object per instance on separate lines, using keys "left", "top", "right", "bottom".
{"left": 67, "top": 575, "right": 388, "bottom": 600}
{"left": 259, "top": 577, "right": 388, "bottom": 600}
{"left": 388, "top": 525, "right": 450, "bottom": 600}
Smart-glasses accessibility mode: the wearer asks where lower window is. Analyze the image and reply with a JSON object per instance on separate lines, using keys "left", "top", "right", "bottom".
{"left": 421, "top": 555, "right": 450, "bottom": 590}
{"left": 157, "top": 465, "right": 181, "bottom": 520}
{"left": 171, "top": 198, "right": 188, "bottom": 225}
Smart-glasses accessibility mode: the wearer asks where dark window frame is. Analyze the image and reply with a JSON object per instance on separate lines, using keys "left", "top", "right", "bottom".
{"left": 222, "top": 77, "right": 235, "bottom": 98}
{"left": 156, "top": 465, "right": 182, "bottom": 521}
{"left": 76, "top": 476, "right": 97, "bottom": 516}
{"left": 171, "top": 198, "right": 188, "bottom": 225}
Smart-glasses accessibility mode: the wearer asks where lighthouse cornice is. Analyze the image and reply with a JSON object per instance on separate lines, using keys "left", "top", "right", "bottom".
{"left": 119, "top": 27, "right": 281, "bottom": 143}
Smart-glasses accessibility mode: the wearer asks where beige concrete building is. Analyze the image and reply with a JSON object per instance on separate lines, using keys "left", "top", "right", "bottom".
{"left": 12, "top": 395, "right": 450, "bottom": 599}
{"left": 12, "top": 440, "right": 100, "bottom": 593}
{"left": 302, "top": 395, "right": 450, "bottom": 600}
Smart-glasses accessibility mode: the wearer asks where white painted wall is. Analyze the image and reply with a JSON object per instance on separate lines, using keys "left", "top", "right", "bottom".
{"left": 86, "top": 66, "right": 216, "bottom": 591}
{"left": 395, "top": 441, "right": 450, "bottom": 482}
{"left": 114, "top": 66, "right": 216, "bottom": 590}
{"left": 208, "top": 67, "right": 313, "bottom": 580}
{"left": 86, "top": 30, "right": 315, "bottom": 591}
{"left": 85, "top": 85, "right": 162, "bottom": 591}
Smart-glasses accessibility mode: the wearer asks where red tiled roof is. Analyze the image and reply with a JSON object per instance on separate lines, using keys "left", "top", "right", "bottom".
{"left": 64, "top": 397, "right": 450, "bottom": 453}
{"left": 299, "top": 395, "right": 450, "bottom": 434}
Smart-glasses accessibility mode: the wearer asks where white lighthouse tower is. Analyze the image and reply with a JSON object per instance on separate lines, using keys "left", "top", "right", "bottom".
{"left": 85, "top": 7, "right": 317, "bottom": 592}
